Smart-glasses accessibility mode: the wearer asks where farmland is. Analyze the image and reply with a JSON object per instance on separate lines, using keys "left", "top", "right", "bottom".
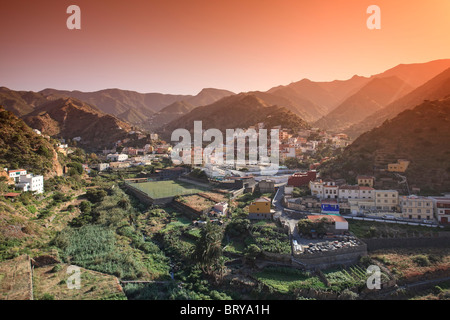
{"left": 370, "top": 247, "right": 450, "bottom": 284}
{"left": 128, "top": 180, "right": 210, "bottom": 199}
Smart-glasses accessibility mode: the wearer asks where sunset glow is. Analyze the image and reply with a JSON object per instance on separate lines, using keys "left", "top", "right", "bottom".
{"left": 1, "top": 0, "right": 450, "bottom": 94}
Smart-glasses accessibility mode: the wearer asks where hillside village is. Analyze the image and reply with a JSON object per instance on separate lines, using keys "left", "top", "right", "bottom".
{"left": 1, "top": 61, "right": 450, "bottom": 302}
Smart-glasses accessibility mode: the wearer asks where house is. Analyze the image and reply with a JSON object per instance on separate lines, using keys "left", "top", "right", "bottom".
{"left": 348, "top": 198, "right": 376, "bottom": 215}
{"left": 323, "top": 182, "right": 338, "bottom": 199}
{"left": 359, "top": 186, "right": 375, "bottom": 199}
{"left": 2, "top": 193, "right": 21, "bottom": 201}
{"left": 374, "top": 190, "right": 399, "bottom": 212}
{"left": 17, "top": 174, "right": 44, "bottom": 194}
{"left": 357, "top": 175, "right": 375, "bottom": 187}
{"left": 210, "top": 202, "right": 228, "bottom": 217}
{"left": 248, "top": 197, "right": 273, "bottom": 220}
{"left": 8, "top": 169, "right": 27, "bottom": 182}
{"left": 306, "top": 215, "right": 349, "bottom": 234}
{"left": 338, "top": 185, "right": 360, "bottom": 200}
{"left": 258, "top": 179, "right": 275, "bottom": 194}
{"left": 287, "top": 170, "right": 317, "bottom": 187}
{"left": 321, "top": 199, "right": 340, "bottom": 214}
{"left": 96, "top": 163, "right": 110, "bottom": 172}
{"left": 400, "top": 195, "right": 433, "bottom": 220}
{"left": 388, "top": 159, "right": 410, "bottom": 172}
{"left": 430, "top": 196, "right": 450, "bottom": 224}
{"left": 107, "top": 153, "right": 128, "bottom": 162}
{"left": 309, "top": 179, "right": 324, "bottom": 198}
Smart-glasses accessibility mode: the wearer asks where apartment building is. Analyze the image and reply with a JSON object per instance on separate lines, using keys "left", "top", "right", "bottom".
{"left": 400, "top": 195, "right": 433, "bottom": 220}
{"left": 374, "top": 190, "right": 399, "bottom": 211}
{"left": 430, "top": 196, "right": 450, "bottom": 224}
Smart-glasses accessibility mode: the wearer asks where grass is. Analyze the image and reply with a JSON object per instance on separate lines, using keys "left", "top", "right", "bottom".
{"left": 32, "top": 264, "right": 127, "bottom": 300}
{"left": 129, "top": 180, "right": 210, "bottom": 199}
{"left": 254, "top": 267, "right": 326, "bottom": 294}
{"left": 348, "top": 219, "right": 439, "bottom": 239}
{"left": 370, "top": 247, "right": 450, "bottom": 283}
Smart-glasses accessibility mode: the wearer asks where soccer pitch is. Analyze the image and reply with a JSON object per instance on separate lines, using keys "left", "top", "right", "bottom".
{"left": 129, "top": 180, "right": 210, "bottom": 199}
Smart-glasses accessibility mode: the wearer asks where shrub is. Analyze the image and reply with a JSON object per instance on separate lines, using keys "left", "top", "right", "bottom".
{"left": 412, "top": 255, "right": 431, "bottom": 267}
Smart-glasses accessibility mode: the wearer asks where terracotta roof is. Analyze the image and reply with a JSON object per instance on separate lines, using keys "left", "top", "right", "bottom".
{"left": 3, "top": 193, "right": 21, "bottom": 197}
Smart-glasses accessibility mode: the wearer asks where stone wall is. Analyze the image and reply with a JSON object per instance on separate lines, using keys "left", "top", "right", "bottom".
{"left": 293, "top": 244, "right": 368, "bottom": 270}
{"left": 363, "top": 236, "right": 450, "bottom": 252}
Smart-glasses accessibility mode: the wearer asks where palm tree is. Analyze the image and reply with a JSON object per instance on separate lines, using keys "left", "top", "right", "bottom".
{"left": 193, "top": 221, "right": 224, "bottom": 276}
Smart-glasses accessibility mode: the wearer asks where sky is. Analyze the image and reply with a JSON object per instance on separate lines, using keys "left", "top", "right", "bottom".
{"left": 1, "top": 0, "right": 450, "bottom": 95}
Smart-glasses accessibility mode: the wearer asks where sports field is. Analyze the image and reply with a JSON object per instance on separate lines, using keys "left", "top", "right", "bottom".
{"left": 129, "top": 180, "right": 210, "bottom": 199}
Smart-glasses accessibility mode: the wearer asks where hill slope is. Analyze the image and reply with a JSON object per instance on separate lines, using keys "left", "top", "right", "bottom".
{"left": 0, "top": 87, "right": 51, "bottom": 117}
{"left": 345, "top": 67, "right": 450, "bottom": 138}
{"left": 314, "top": 76, "right": 414, "bottom": 132}
{"left": 23, "top": 98, "right": 132, "bottom": 151}
{"left": 159, "top": 93, "right": 310, "bottom": 139}
{"left": 40, "top": 88, "right": 235, "bottom": 128}
{"left": 320, "top": 98, "right": 450, "bottom": 194}
{"left": 0, "top": 106, "right": 63, "bottom": 177}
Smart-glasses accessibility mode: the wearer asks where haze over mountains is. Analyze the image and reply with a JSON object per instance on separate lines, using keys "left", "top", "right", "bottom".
{"left": 159, "top": 93, "right": 310, "bottom": 139}
{"left": 314, "top": 76, "right": 414, "bottom": 132}
{"left": 345, "top": 66, "right": 450, "bottom": 138}
{"left": 40, "top": 87, "right": 235, "bottom": 129}
{"left": 1, "top": 58, "right": 450, "bottom": 150}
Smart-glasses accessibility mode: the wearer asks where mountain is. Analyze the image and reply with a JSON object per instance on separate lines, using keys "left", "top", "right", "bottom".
{"left": 39, "top": 88, "right": 235, "bottom": 128}
{"left": 23, "top": 98, "right": 132, "bottom": 151}
{"left": 374, "top": 59, "right": 450, "bottom": 88}
{"left": 266, "top": 59, "right": 450, "bottom": 124}
{"left": 185, "top": 88, "right": 235, "bottom": 107}
{"left": 248, "top": 90, "right": 322, "bottom": 122}
{"left": 267, "top": 75, "right": 371, "bottom": 120}
{"left": 0, "top": 87, "right": 51, "bottom": 117}
{"left": 159, "top": 93, "right": 310, "bottom": 140}
{"left": 40, "top": 88, "right": 188, "bottom": 116}
{"left": 314, "top": 76, "right": 414, "bottom": 132}
{"left": 345, "top": 67, "right": 450, "bottom": 138}
{"left": 0, "top": 106, "right": 63, "bottom": 177}
{"left": 320, "top": 98, "right": 450, "bottom": 194}
{"left": 146, "top": 100, "right": 197, "bottom": 131}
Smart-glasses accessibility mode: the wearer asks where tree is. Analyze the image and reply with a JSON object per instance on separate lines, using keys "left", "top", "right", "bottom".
{"left": 193, "top": 222, "right": 224, "bottom": 276}
{"left": 79, "top": 201, "right": 91, "bottom": 214}
{"left": 86, "top": 189, "right": 107, "bottom": 203}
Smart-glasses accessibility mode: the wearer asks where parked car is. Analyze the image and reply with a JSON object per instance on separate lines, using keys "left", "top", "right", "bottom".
{"left": 382, "top": 215, "right": 395, "bottom": 220}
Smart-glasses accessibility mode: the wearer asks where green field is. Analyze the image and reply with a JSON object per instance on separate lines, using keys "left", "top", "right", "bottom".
{"left": 129, "top": 180, "right": 210, "bottom": 199}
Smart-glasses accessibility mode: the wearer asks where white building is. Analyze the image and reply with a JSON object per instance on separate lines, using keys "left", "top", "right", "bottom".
{"left": 430, "top": 195, "right": 450, "bottom": 224}
{"left": 8, "top": 169, "right": 27, "bottom": 182}
{"left": 338, "top": 185, "right": 360, "bottom": 200}
{"left": 107, "top": 153, "right": 129, "bottom": 162}
{"left": 17, "top": 174, "right": 44, "bottom": 194}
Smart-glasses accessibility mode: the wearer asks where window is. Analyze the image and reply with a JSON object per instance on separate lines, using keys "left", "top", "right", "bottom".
{"left": 417, "top": 209, "right": 421, "bottom": 213}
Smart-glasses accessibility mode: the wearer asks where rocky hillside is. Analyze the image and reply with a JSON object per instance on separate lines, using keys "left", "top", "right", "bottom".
{"left": 314, "top": 76, "right": 414, "bottom": 132}
{"left": 159, "top": 93, "right": 310, "bottom": 139}
{"left": 0, "top": 87, "right": 50, "bottom": 117}
{"left": 0, "top": 106, "right": 63, "bottom": 177}
{"left": 345, "top": 67, "right": 450, "bottom": 138}
{"left": 320, "top": 98, "right": 450, "bottom": 194}
{"left": 23, "top": 98, "right": 132, "bottom": 151}
{"left": 40, "top": 88, "right": 235, "bottom": 129}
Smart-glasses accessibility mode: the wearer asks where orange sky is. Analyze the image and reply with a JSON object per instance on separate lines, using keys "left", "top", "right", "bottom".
{"left": 1, "top": 0, "right": 450, "bottom": 94}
